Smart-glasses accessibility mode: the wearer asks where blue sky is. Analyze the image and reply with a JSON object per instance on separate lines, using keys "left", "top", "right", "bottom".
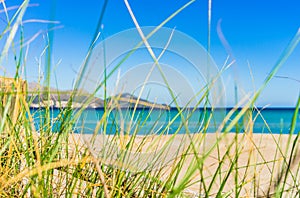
{"left": 1, "top": 0, "right": 300, "bottom": 107}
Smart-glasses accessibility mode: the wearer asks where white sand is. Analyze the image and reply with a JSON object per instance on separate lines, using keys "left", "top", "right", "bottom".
{"left": 69, "top": 133, "right": 300, "bottom": 197}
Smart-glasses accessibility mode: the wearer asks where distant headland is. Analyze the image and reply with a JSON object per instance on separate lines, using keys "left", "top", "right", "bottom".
{"left": 26, "top": 82, "right": 170, "bottom": 109}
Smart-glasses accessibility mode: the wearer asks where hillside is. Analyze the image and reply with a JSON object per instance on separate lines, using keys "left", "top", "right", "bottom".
{"left": 27, "top": 83, "right": 169, "bottom": 109}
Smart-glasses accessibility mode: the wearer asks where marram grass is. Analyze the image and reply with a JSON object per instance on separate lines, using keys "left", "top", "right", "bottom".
{"left": 0, "top": 1, "right": 299, "bottom": 197}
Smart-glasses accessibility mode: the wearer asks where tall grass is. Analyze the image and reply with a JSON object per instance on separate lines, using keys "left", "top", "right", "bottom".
{"left": 0, "top": 1, "right": 299, "bottom": 197}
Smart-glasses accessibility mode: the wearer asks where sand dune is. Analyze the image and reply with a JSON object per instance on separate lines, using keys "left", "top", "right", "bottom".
{"left": 69, "top": 133, "right": 300, "bottom": 197}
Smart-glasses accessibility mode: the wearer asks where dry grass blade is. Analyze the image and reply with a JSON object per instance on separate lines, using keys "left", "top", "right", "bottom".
{"left": 0, "top": 1, "right": 299, "bottom": 197}
{"left": 85, "top": 141, "right": 110, "bottom": 198}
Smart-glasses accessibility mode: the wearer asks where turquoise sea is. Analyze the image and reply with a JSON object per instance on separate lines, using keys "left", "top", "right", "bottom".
{"left": 30, "top": 108, "right": 300, "bottom": 135}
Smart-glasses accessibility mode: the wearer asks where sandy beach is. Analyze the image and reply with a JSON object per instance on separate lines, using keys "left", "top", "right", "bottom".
{"left": 68, "top": 132, "right": 300, "bottom": 197}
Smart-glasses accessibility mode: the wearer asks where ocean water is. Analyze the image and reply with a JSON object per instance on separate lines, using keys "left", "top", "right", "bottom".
{"left": 30, "top": 108, "right": 300, "bottom": 135}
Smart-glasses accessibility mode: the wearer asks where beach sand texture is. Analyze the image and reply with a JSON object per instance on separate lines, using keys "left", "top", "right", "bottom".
{"left": 69, "top": 133, "right": 300, "bottom": 197}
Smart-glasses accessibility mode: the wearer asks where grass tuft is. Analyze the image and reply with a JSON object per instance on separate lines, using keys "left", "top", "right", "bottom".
{"left": 0, "top": 1, "right": 299, "bottom": 197}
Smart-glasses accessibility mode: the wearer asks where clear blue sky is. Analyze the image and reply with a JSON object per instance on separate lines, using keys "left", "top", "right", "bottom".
{"left": 2, "top": 0, "right": 300, "bottom": 107}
